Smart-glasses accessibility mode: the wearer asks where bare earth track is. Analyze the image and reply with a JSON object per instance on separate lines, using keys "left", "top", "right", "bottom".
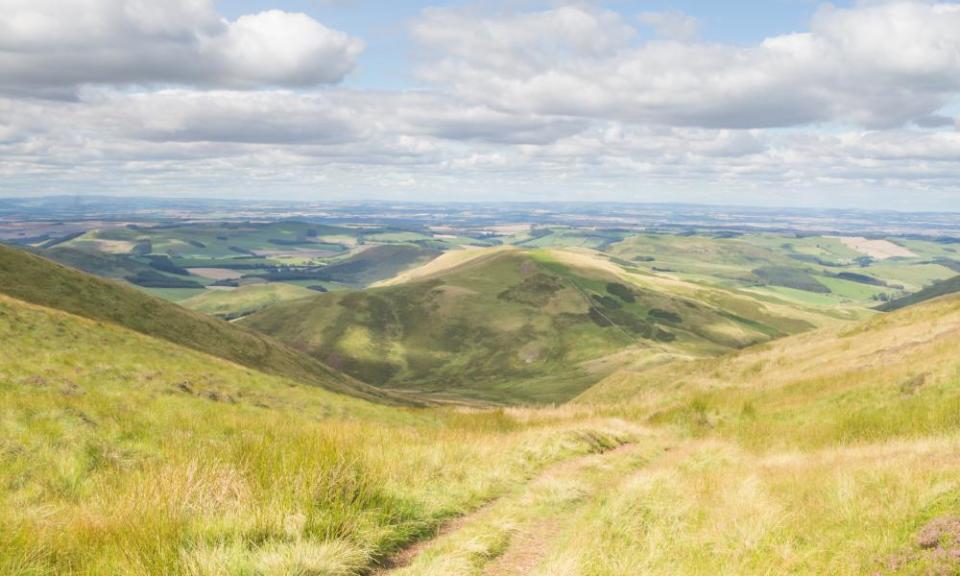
{"left": 374, "top": 438, "right": 663, "bottom": 576}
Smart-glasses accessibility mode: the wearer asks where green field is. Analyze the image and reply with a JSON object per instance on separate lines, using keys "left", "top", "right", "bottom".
{"left": 27, "top": 224, "right": 959, "bottom": 318}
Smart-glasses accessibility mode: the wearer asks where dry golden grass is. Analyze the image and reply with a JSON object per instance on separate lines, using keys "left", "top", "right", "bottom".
{"left": 0, "top": 294, "right": 638, "bottom": 576}
{"left": 534, "top": 435, "right": 960, "bottom": 575}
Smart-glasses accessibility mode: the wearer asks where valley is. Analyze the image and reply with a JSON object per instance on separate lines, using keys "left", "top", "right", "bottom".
{"left": 6, "top": 1, "right": 960, "bottom": 573}
{"left": 2, "top": 201, "right": 960, "bottom": 575}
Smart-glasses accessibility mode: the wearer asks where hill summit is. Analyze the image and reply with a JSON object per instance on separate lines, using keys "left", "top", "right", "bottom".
{"left": 243, "top": 247, "right": 829, "bottom": 403}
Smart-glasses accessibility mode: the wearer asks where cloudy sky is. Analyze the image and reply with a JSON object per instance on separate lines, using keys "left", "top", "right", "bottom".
{"left": 1, "top": 0, "right": 959, "bottom": 209}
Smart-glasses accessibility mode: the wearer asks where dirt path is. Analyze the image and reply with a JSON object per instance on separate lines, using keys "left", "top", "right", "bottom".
{"left": 481, "top": 518, "right": 562, "bottom": 576}
{"left": 480, "top": 443, "right": 649, "bottom": 576}
{"left": 372, "top": 500, "right": 499, "bottom": 574}
{"left": 373, "top": 441, "right": 659, "bottom": 576}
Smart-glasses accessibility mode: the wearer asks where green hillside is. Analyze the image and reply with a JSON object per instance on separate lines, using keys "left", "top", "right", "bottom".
{"left": 243, "top": 248, "right": 838, "bottom": 404}
{"left": 534, "top": 294, "right": 960, "bottom": 576}
{"left": 307, "top": 243, "right": 444, "bottom": 287}
{"left": 42, "top": 245, "right": 158, "bottom": 278}
{"left": 579, "top": 291, "right": 960, "bottom": 449}
{"left": 877, "top": 274, "right": 960, "bottom": 312}
{"left": 181, "top": 283, "right": 317, "bottom": 320}
{"left": 0, "top": 244, "right": 393, "bottom": 403}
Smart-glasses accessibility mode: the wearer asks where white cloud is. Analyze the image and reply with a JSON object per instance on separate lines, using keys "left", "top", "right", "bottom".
{"left": 411, "top": 2, "right": 960, "bottom": 129}
{"left": 637, "top": 11, "right": 699, "bottom": 41}
{"left": 4, "top": 87, "right": 959, "bottom": 205}
{"left": 413, "top": 5, "right": 634, "bottom": 79}
{"left": 1, "top": 0, "right": 960, "bottom": 208}
{"left": 0, "top": 0, "right": 362, "bottom": 95}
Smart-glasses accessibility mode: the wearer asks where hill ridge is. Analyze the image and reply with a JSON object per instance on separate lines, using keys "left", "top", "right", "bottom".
{"left": 0, "top": 243, "right": 411, "bottom": 404}
{"left": 243, "top": 247, "right": 840, "bottom": 404}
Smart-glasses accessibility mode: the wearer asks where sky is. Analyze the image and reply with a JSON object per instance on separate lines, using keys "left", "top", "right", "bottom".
{"left": 1, "top": 0, "right": 959, "bottom": 210}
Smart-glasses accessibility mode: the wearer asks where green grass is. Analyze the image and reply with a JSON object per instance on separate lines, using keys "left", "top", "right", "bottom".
{"left": 555, "top": 294, "right": 960, "bottom": 575}
{"left": 579, "top": 292, "right": 960, "bottom": 451}
{"left": 745, "top": 285, "right": 848, "bottom": 306}
{"left": 0, "top": 293, "right": 636, "bottom": 576}
{"left": 42, "top": 245, "right": 156, "bottom": 278}
{"left": 514, "top": 227, "right": 629, "bottom": 250}
{"left": 364, "top": 231, "right": 433, "bottom": 243}
{"left": 141, "top": 286, "right": 208, "bottom": 302}
{"left": 535, "top": 436, "right": 960, "bottom": 576}
{"left": 353, "top": 292, "right": 960, "bottom": 575}
{"left": 818, "top": 276, "right": 895, "bottom": 302}
{"left": 866, "top": 263, "right": 956, "bottom": 291}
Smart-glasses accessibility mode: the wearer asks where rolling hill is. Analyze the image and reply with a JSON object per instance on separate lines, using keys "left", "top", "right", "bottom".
{"left": 242, "top": 247, "right": 846, "bottom": 404}
{"left": 528, "top": 292, "right": 960, "bottom": 576}
{"left": 0, "top": 244, "right": 399, "bottom": 403}
{"left": 307, "top": 243, "right": 444, "bottom": 287}
{"left": 180, "top": 282, "right": 318, "bottom": 320}
{"left": 602, "top": 232, "right": 960, "bottom": 307}
{"left": 6, "top": 240, "right": 960, "bottom": 575}
{"left": 579, "top": 287, "right": 960, "bottom": 450}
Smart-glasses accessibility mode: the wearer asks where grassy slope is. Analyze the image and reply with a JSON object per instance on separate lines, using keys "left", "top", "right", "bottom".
{"left": 313, "top": 244, "right": 444, "bottom": 287}
{"left": 181, "top": 283, "right": 317, "bottom": 319}
{"left": 550, "top": 294, "right": 960, "bottom": 575}
{"left": 0, "top": 244, "right": 390, "bottom": 403}
{"left": 534, "top": 434, "right": 960, "bottom": 575}
{"left": 243, "top": 248, "right": 838, "bottom": 405}
{"left": 349, "top": 294, "right": 960, "bottom": 575}
{"left": 41, "top": 245, "right": 156, "bottom": 278}
{"left": 877, "top": 274, "right": 960, "bottom": 312}
{"left": 0, "top": 293, "right": 636, "bottom": 575}
{"left": 580, "top": 292, "right": 960, "bottom": 448}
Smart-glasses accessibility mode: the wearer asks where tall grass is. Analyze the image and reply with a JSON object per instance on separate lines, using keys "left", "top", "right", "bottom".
{"left": 535, "top": 437, "right": 960, "bottom": 575}
{"left": 0, "top": 295, "right": 636, "bottom": 575}
{"left": 539, "top": 295, "right": 960, "bottom": 574}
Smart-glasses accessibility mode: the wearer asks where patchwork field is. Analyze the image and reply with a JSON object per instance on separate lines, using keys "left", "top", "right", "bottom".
{"left": 838, "top": 236, "right": 918, "bottom": 259}
{"left": 18, "top": 220, "right": 497, "bottom": 302}
{"left": 5, "top": 217, "right": 956, "bottom": 319}
{"left": 601, "top": 231, "right": 957, "bottom": 307}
